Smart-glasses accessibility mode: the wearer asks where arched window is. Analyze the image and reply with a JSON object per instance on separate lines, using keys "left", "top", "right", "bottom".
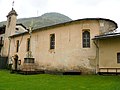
{"left": 82, "top": 31, "right": 90, "bottom": 48}
{"left": 16, "top": 40, "right": 19, "bottom": 52}
{"left": 50, "top": 34, "right": 55, "bottom": 49}
{"left": 8, "top": 17, "right": 11, "bottom": 27}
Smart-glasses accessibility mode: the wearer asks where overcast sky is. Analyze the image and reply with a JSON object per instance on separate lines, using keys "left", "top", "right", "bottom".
{"left": 0, "top": 0, "right": 120, "bottom": 30}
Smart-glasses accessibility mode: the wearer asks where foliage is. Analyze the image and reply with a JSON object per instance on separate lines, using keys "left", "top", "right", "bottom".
{"left": 0, "top": 70, "right": 120, "bottom": 90}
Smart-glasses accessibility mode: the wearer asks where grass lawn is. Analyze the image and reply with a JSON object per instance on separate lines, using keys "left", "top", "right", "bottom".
{"left": 0, "top": 70, "right": 120, "bottom": 90}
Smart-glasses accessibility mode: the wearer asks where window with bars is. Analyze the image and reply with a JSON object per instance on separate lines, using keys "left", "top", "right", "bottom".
{"left": 50, "top": 34, "right": 55, "bottom": 49}
{"left": 16, "top": 40, "right": 19, "bottom": 52}
{"left": 82, "top": 30, "right": 90, "bottom": 48}
{"left": 117, "top": 53, "right": 120, "bottom": 63}
{"left": 27, "top": 38, "right": 30, "bottom": 51}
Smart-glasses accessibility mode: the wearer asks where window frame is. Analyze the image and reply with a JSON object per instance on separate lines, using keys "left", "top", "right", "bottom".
{"left": 16, "top": 40, "right": 19, "bottom": 52}
{"left": 82, "top": 30, "right": 90, "bottom": 48}
{"left": 50, "top": 33, "right": 55, "bottom": 50}
{"left": 8, "top": 17, "right": 11, "bottom": 27}
{"left": 117, "top": 52, "right": 120, "bottom": 63}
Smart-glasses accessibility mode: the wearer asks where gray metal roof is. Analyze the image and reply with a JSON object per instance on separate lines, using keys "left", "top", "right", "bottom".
{"left": 93, "top": 32, "right": 120, "bottom": 40}
{"left": 10, "top": 18, "right": 118, "bottom": 38}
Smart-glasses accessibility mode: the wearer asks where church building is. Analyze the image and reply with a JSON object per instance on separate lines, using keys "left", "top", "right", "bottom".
{"left": 0, "top": 8, "right": 120, "bottom": 74}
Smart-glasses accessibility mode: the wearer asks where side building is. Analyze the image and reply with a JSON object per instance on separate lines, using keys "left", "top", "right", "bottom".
{"left": 93, "top": 33, "right": 120, "bottom": 74}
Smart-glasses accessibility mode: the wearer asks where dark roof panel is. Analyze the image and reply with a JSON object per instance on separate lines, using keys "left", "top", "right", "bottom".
{"left": 93, "top": 32, "right": 120, "bottom": 40}
{"left": 9, "top": 18, "right": 118, "bottom": 38}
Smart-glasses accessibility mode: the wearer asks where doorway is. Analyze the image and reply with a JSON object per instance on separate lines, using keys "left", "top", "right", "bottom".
{"left": 13, "top": 54, "right": 18, "bottom": 71}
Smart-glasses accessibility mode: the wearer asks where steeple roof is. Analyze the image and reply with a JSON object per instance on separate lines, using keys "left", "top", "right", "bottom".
{"left": 7, "top": 8, "right": 18, "bottom": 17}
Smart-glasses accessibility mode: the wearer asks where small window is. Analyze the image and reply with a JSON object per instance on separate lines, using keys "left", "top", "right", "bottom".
{"left": 82, "top": 30, "right": 90, "bottom": 48}
{"left": 27, "top": 38, "right": 30, "bottom": 51}
{"left": 16, "top": 40, "right": 19, "bottom": 52}
{"left": 117, "top": 53, "right": 120, "bottom": 63}
{"left": 16, "top": 28, "right": 19, "bottom": 31}
{"left": 0, "top": 37, "right": 3, "bottom": 41}
{"left": 8, "top": 17, "right": 11, "bottom": 27}
{"left": 50, "top": 34, "right": 55, "bottom": 49}
{"left": 0, "top": 37, "right": 3, "bottom": 45}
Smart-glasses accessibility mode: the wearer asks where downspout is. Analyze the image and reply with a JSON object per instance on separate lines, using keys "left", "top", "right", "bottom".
{"left": 93, "top": 40, "right": 99, "bottom": 74}
{"left": 7, "top": 37, "right": 11, "bottom": 66}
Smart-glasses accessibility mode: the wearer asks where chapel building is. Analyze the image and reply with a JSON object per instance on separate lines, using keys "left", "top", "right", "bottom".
{"left": 0, "top": 8, "right": 120, "bottom": 74}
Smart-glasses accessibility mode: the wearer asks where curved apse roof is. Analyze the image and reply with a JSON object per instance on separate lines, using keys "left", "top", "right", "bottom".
{"left": 10, "top": 17, "right": 118, "bottom": 37}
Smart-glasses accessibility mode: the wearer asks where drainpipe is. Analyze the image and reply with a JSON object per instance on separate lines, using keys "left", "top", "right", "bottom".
{"left": 93, "top": 40, "right": 99, "bottom": 74}
{"left": 7, "top": 37, "right": 11, "bottom": 66}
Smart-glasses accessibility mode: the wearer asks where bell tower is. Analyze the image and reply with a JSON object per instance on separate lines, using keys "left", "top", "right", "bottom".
{"left": 5, "top": 8, "right": 18, "bottom": 37}
{"left": 3, "top": 7, "right": 18, "bottom": 57}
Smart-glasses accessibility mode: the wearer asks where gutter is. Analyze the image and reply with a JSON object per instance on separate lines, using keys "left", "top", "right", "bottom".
{"left": 7, "top": 37, "right": 11, "bottom": 65}
{"left": 93, "top": 40, "right": 99, "bottom": 74}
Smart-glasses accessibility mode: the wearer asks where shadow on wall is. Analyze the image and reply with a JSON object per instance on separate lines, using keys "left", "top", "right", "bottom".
{"left": 0, "top": 57, "right": 8, "bottom": 69}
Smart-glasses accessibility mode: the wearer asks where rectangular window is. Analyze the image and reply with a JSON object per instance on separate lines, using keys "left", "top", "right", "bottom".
{"left": 8, "top": 17, "right": 11, "bottom": 27}
{"left": 16, "top": 40, "right": 19, "bottom": 52}
{"left": 117, "top": 53, "right": 120, "bottom": 63}
{"left": 0, "top": 37, "right": 3, "bottom": 45}
{"left": 27, "top": 38, "right": 30, "bottom": 51}
{"left": 82, "top": 30, "right": 90, "bottom": 48}
{"left": 50, "top": 34, "right": 55, "bottom": 49}
{"left": 0, "top": 37, "right": 3, "bottom": 41}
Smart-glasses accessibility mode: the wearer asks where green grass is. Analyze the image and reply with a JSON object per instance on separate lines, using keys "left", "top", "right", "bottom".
{"left": 0, "top": 70, "right": 120, "bottom": 90}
